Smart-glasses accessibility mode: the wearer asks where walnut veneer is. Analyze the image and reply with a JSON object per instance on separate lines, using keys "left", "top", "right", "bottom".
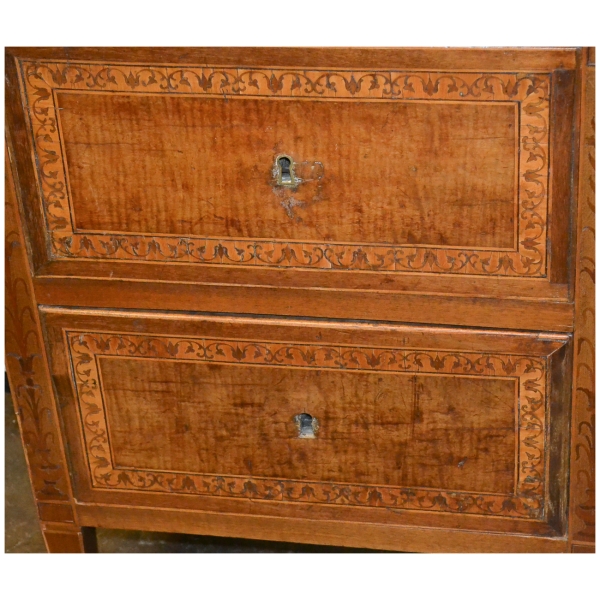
{"left": 4, "top": 47, "right": 595, "bottom": 552}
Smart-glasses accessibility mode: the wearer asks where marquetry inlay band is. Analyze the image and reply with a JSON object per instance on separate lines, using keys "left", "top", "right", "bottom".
{"left": 67, "top": 331, "right": 547, "bottom": 518}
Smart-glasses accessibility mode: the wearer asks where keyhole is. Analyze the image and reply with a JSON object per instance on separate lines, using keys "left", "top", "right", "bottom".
{"left": 294, "top": 413, "right": 319, "bottom": 439}
{"left": 276, "top": 155, "right": 296, "bottom": 186}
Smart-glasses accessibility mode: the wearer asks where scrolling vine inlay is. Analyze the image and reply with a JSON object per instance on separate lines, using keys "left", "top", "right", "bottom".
{"left": 67, "top": 331, "right": 547, "bottom": 518}
{"left": 18, "top": 61, "right": 549, "bottom": 276}
{"left": 5, "top": 160, "right": 70, "bottom": 500}
{"left": 570, "top": 64, "right": 595, "bottom": 547}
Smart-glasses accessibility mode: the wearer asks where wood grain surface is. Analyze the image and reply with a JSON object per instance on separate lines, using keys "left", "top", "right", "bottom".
{"left": 100, "top": 356, "right": 517, "bottom": 493}
{"left": 5, "top": 46, "right": 578, "bottom": 334}
{"left": 75, "top": 503, "right": 568, "bottom": 553}
{"left": 17, "top": 61, "right": 548, "bottom": 277}
{"left": 568, "top": 50, "right": 596, "bottom": 553}
{"left": 58, "top": 92, "right": 516, "bottom": 249}
{"left": 4, "top": 148, "right": 72, "bottom": 501}
{"left": 5, "top": 46, "right": 590, "bottom": 553}
{"left": 6, "top": 47, "right": 579, "bottom": 71}
{"left": 41, "top": 308, "right": 571, "bottom": 537}
{"left": 5, "top": 144, "right": 91, "bottom": 552}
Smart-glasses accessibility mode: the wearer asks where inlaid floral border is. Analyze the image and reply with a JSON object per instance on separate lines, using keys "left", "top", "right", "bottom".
{"left": 67, "top": 331, "right": 547, "bottom": 519}
{"left": 19, "top": 61, "right": 550, "bottom": 276}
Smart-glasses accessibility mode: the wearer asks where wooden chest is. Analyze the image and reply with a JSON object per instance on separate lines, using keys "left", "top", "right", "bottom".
{"left": 5, "top": 47, "right": 595, "bottom": 552}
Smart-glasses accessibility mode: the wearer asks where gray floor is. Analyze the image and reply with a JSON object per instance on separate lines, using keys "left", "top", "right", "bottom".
{"left": 5, "top": 390, "right": 376, "bottom": 553}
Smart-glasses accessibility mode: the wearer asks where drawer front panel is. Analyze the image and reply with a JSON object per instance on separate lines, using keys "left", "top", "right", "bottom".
{"left": 43, "top": 310, "right": 570, "bottom": 533}
{"left": 97, "top": 354, "right": 516, "bottom": 494}
{"left": 12, "top": 53, "right": 574, "bottom": 294}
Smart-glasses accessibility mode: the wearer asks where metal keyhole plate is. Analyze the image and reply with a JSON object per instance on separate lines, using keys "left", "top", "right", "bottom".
{"left": 294, "top": 413, "right": 319, "bottom": 439}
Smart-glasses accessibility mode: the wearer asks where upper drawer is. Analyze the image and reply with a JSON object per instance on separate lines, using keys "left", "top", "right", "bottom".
{"left": 6, "top": 48, "right": 577, "bottom": 303}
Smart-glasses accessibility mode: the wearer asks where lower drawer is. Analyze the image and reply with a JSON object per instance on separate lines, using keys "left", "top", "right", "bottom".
{"left": 42, "top": 309, "right": 571, "bottom": 540}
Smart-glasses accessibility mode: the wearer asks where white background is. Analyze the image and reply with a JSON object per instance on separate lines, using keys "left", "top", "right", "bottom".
{"left": 1, "top": 2, "right": 598, "bottom": 598}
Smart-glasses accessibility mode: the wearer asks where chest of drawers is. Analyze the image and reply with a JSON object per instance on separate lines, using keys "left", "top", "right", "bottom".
{"left": 5, "top": 46, "right": 595, "bottom": 552}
